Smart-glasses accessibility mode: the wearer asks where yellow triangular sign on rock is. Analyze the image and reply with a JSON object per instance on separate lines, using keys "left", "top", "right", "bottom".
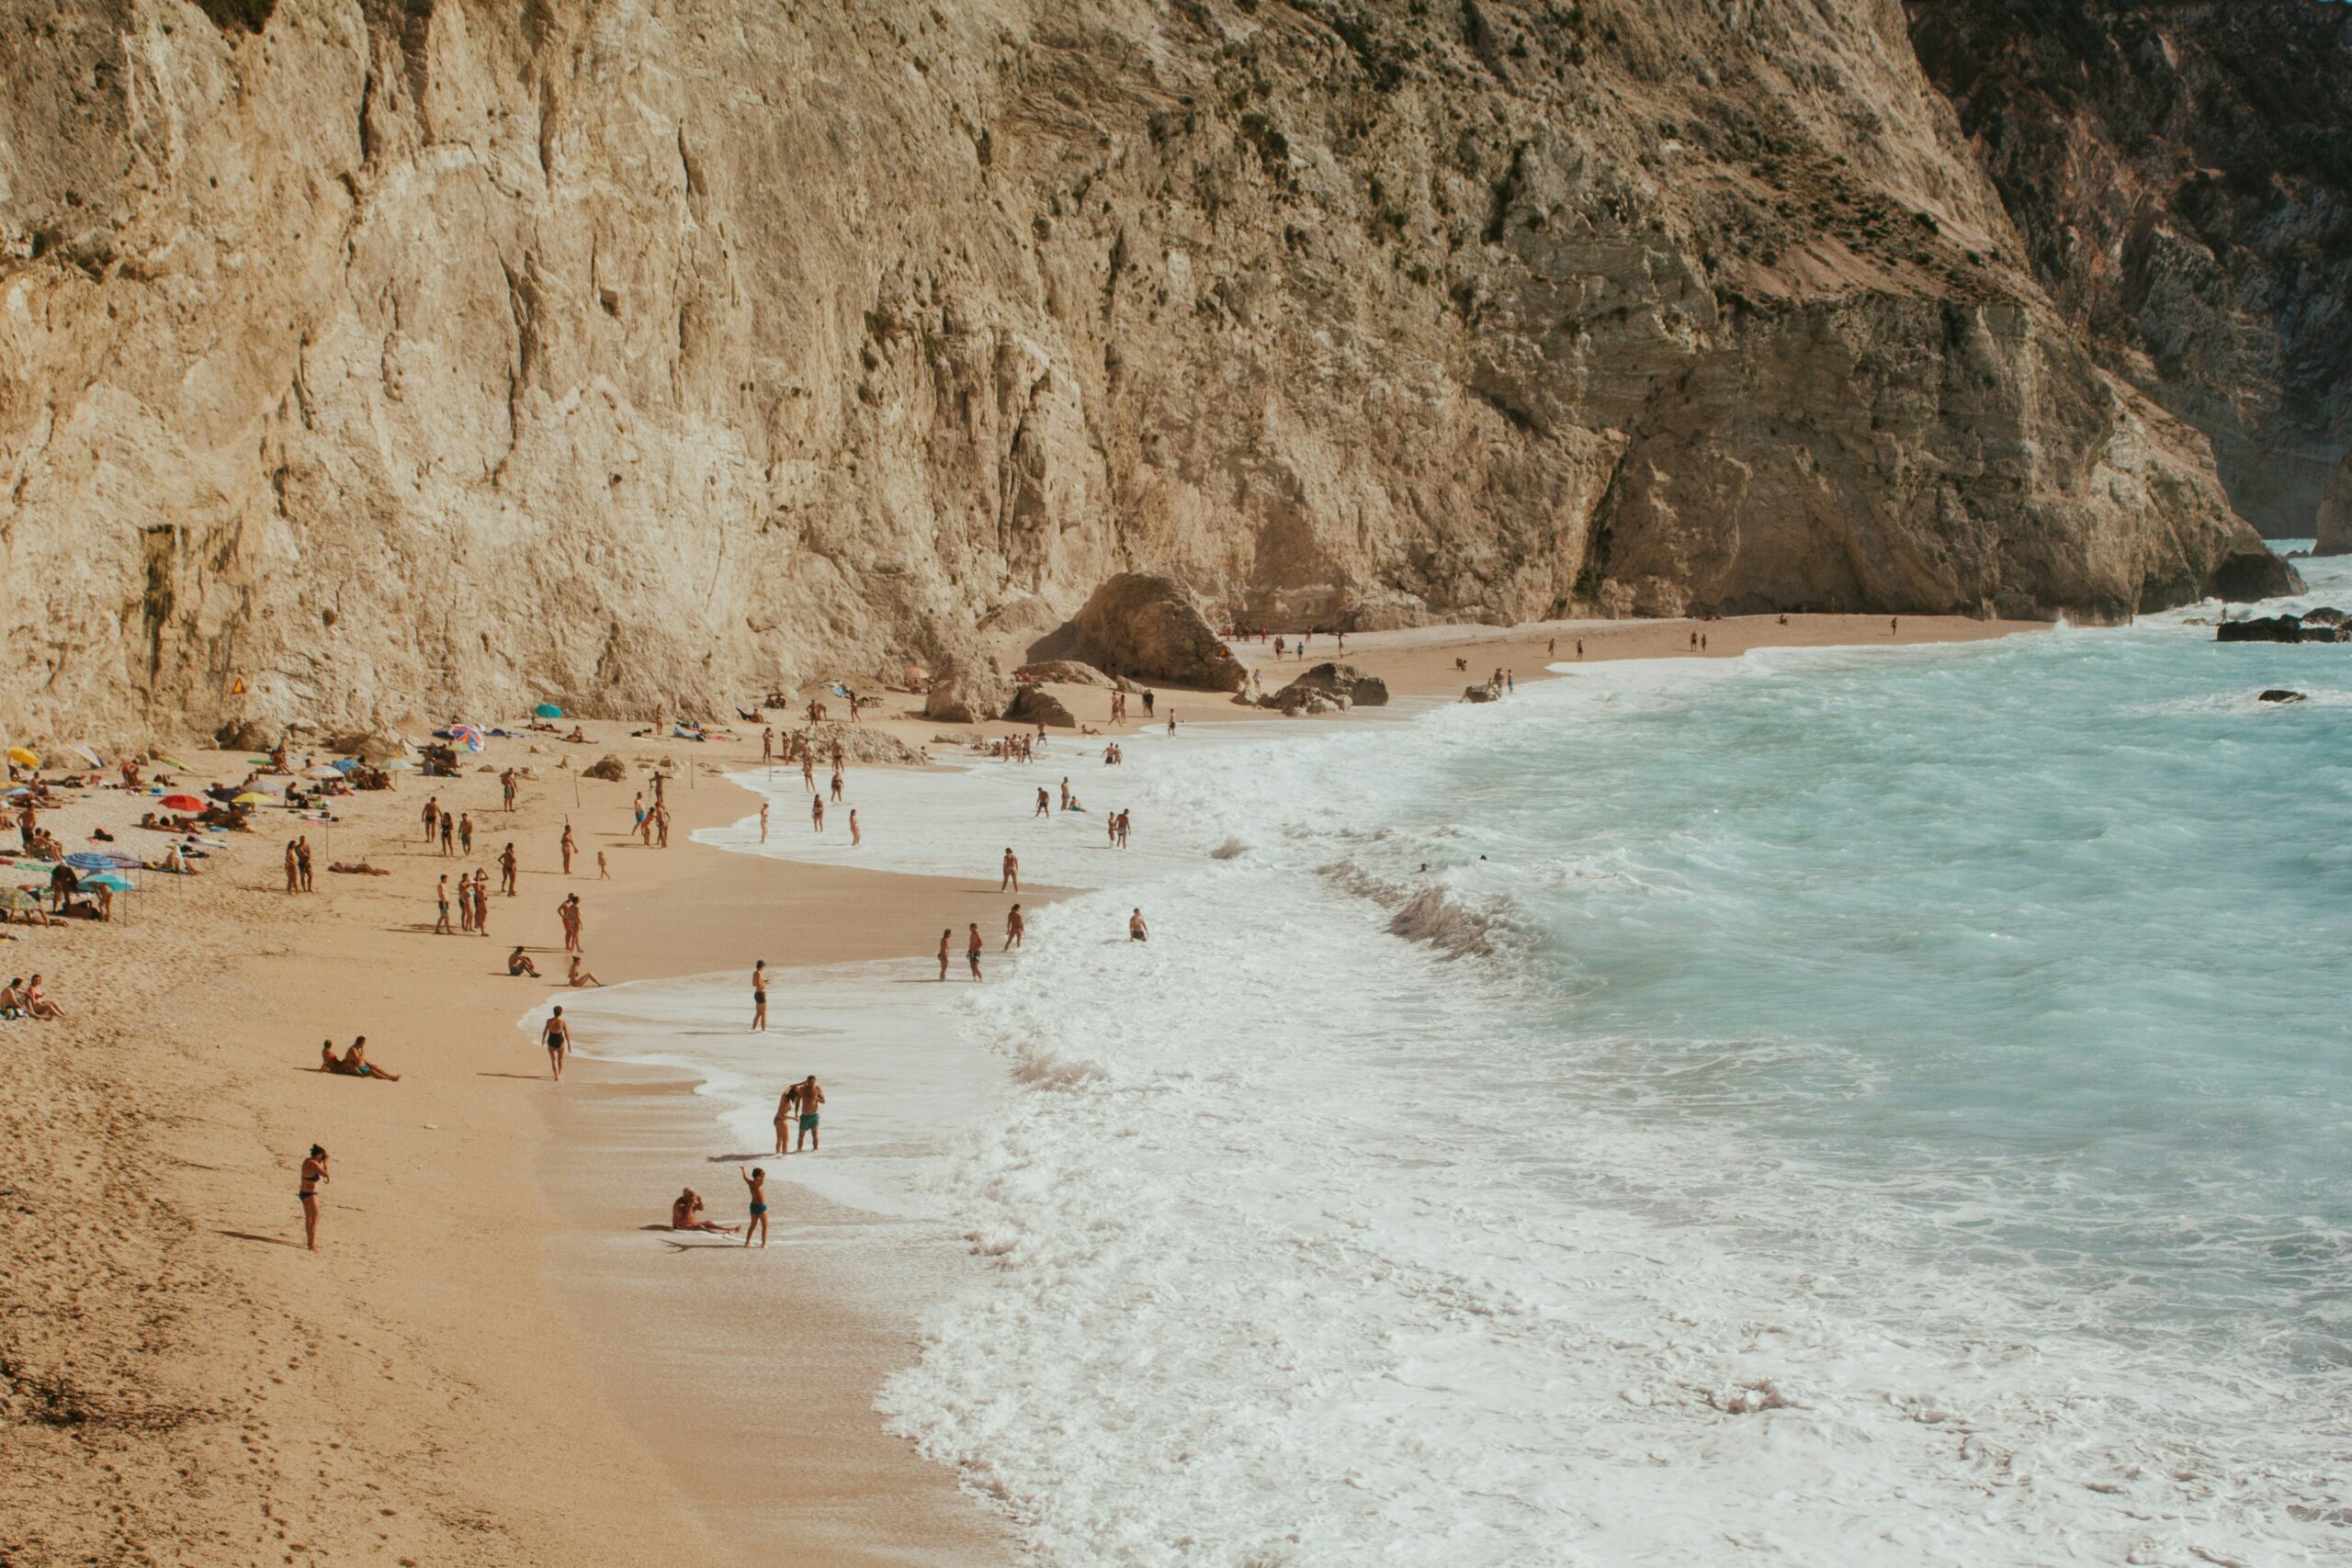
{"left": 230, "top": 676, "right": 247, "bottom": 695}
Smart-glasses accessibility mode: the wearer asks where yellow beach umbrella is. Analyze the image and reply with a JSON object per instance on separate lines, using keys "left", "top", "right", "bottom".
{"left": 232, "top": 792, "right": 274, "bottom": 806}
{"left": 6, "top": 747, "right": 38, "bottom": 768}
{"left": 153, "top": 753, "right": 192, "bottom": 771}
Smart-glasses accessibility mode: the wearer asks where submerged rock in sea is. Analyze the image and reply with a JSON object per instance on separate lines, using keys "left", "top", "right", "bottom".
{"left": 2217, "top": 616, "right": 2346, "bottom": 644}
{"left": 2258, "top": 689, "right": 2307, "bottom": 704}
{"left": 1462, "top": 685, "right": 1499, "bottom": 704}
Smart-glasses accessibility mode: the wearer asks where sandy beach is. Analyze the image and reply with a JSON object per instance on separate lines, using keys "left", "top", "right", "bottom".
{"left": 0, "top": 609, "right": 2041, "bottom": 1566}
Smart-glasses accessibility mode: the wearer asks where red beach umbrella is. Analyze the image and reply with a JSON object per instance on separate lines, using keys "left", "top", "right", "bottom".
{"left": 160, "top": 793, "right": 204, "bottom": 812}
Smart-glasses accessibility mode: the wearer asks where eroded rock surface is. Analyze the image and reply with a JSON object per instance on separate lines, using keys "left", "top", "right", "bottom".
{"left": 0, "top": 0, "right": 2305, "bottom": 746}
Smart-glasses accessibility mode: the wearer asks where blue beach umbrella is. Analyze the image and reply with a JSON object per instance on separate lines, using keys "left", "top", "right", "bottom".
{"left": 535, "top": 703, "right": 563, "bottom": 719}
{"left": 82, "top": 871, "right": 134, "bottom": 891}
{"left": 65, "top": 852, "right": 117, "bottom": 870}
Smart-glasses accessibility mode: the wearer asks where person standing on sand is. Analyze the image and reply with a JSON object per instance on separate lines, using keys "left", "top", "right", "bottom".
{"left": 458, "top": 812, "right": 474, "bottom": 856}
{"left": 1129, "top": 908, "right": 1148, "bottom": 942}
{"left": 938, "top": 929, "right": 952, "bottom": 981}
{"left": 297, "top": 836, "right": 313, "bottom": 893}
{"left": 597, "top": 851, "right": 611, "bottom": 881}
{"left": 774, "top": 1082, "right": 799, "bottom": 1155}
{"left": 741, "top": 1168, "right": 770, "bottom": 1247}
{"left": 423, "top": 798, "right": 439, "bottom": 842}
{"left": 1577, "top": 639, "right": 1585, "bottom": 659}
{"left": 500, "top": 842, "right": 518, "bottom": 895}
{"left": 440, "top": 811, "right": 455, "bottom": 856}
{"left": 1035, "top": 786, "right": 1051, "bottom": 818}
{"left": 794, "top": 1077, "right": 825, "bottom": 1151}
{"left": 967, "top": 923, "right": 984, "bottom": 980}
{"left": 300, "top": 1145, "right": 329, "bottom": 1250}
{"left": 477, "top": 872, "right": 494, "bottom": 938}
{"left": 802, "top": 753, "right": 816, "bottom": 793}
{"left": 1001, "top": 848, "right": 1019, "bottom": 893}
{"left": 434, "top": 874, "right": 455, "bottom": 934}
{"left": 503, "top": 768, "right": 518, "bottom": 811}
{"left": 560, "top": 893, "right": 582, "bottom": 952}
{"left": 1060, "top": 776, "right": 1072, "bottom": 810}
{"left": 543, "top": 1007, "right": 571, "bottom": 1081}
{"left": 285, "top": 840, "right": 300, "bottom": 894}
{"left": 752, "top": 960, "right": 769, "bottom": 1032}
{"left": 760, "top": 801, "right": 770, "bottom": 842}
{"left": 1891, "top": 615, "right": 1899, "bottom": 636}
{"left": 849, "top": 808, "right": 862, "bottom": 847}
{"left": 810, "top": 795, "right": 824, "bottom": 832}
{"left": 1005, "top": 903, "right": 1024, "bottom": 951}
{"left": 560, "top": 823, "right": 576, "bottom": 874}
{"left": 458, "top": 870, "right": 476, "bottom": 933}
{"left": 830, "top": 767, "right": 844, "bottom": 804}
{"left": 762, "top": 727, "right": 775, "bottom": 763}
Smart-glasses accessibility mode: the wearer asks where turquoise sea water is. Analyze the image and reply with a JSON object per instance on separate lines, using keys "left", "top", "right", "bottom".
{"left": 764, "top": 548, "right": 2352, "bottom": 1563}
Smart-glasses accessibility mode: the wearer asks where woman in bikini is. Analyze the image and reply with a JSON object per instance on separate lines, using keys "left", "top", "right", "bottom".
{"left": 300, "top": 1145, "right": 329, "bottom": 1250}
{"left": 543, "top": 1006, "right": 571, "bottom": 1081}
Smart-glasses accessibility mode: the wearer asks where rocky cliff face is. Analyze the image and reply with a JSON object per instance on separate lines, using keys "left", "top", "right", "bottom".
{"left": 1907, "top": 0, "right": 2352, "bottom": 540}
{"left": 0, "top": 0, "right": 2295, "bottom": 745}
{"left": 2321, "top": 449, "right": 2352, "bottom": 555}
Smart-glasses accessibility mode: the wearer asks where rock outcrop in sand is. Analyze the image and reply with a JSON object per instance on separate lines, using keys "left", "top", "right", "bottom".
{"left": 1056, "top": 574, "right": 1249, "bottom": 693}
{"left": 1263, "top": 661, "right": 1389, "bottom": 714}
{"left": 0, "top": 0, "right": 2310, "bottom": 745}
{"left": 921, "top": 664, "right": 1012, "bottom": 727}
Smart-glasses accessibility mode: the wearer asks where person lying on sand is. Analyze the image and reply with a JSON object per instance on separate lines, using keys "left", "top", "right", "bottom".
{"left": 671, "top": 1189, "right": 738, "bottom": 1235}
{"left": 566, "top": 955, "right": 603, "bottom": 987}
{"left": 509, "top": 946, "right": 540, "bottom": 976}
{"left": 328, "top": 860, "right": 391, "bottom": 875}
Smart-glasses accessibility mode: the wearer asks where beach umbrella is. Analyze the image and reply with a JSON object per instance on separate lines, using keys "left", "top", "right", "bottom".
{"left": 0, "top": 887, "right": 36, "bottom": 911}
{"left": 159, "top": 793, "right": 205, "bottom": 812}
{"left": 331, "top": 757, "right": 359, "bottom": 773}
{"left": 153, "top": 753, "right": 192, "bottom": 771}
{"left": 6, "top": 746, "right": 38, "bottom": 767}
{"left": 381, "top": 758, "right": 412, "bottom": 772}
{"left": 82, "top": 871, "right": 133, "bottom": 891}
{"left": 449, "top": 724, "right": 485, "bottom": 752}
{"left": 69, "top": 743, "right": 103, "bottom": 768}
{"left": 64, "top": 852, "right": 116, "bottom": 870}
{"left": 302, "top": 764, "right": 342, "bottom": 779}
{"left": 232, "top": 792, "right": 274, "bottom": 806}
{"left": 535, "top": 703, "right": 563, "bottom": 719}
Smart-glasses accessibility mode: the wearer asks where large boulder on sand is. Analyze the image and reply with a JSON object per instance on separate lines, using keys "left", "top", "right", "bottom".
{"left": 1005, "top": 686, "right": 1079, "bottom": 728}
{"left": 216, "top": 718, "right": 277, "bottom": 750}
{"left": 1066, "top": 574, "right": 1248, "bottom": 692}
{"left": 327, "top": 730, "right": 407, "bottom": 762}
{"left": 583, "top": 753, "right": 629, "bottom": 781}
{"left": 1264, "top": 661, "right": 1389, "bottom": 714}
{"left": 1015, "top": 659, "right": 1133, "bottom": 689}
{"left": 922, "top": 662, "right": 1012, "bottom": 724}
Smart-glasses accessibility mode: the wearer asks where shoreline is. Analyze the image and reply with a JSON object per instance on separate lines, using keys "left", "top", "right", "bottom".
{"left": 0, "top": 608, "right": 2045, "bottom": 1565}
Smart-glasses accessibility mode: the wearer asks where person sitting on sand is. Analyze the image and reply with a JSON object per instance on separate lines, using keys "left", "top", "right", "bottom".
{"left": 0, "top": 978, "right": 23, "bottom": 1018}
{"left": 321, "top": 1037, "right": 401, "bottom": 1081}
{"left": 671, "top": 1189, "right": 738, "bottom": 1235}
{"left": 23, "top": 974, "right": 64, "bottom": 1019}
{"left": 566, "top": 955, "right": 603, "bottom": 987}
{"left": 509, "top": 946, "right": 540, "bottom": 976}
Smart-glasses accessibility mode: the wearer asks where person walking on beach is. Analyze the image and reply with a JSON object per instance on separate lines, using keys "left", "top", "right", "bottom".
{"left": 741, "top": 1168, "right": 770, "bottom": 1247}
{"left": 830, "top": 767, "right": 844, "bottom": 804}
{"left": 760, "top": 801, "right": 770, "bottom": 843}
{"left": 299, "top": 1145, "right": 329, "bottom": 1250}
{"left": 500, "top": 842, "right": 518, "bottom": 895}
{"left": 793, "top": 1077, "right": 824, "bottom": 1151}
{"left": 752, "top": 961, "right": 769, "bottom": 1032}
{"left": 423, "top": 797, "right": 439, "bottom": 842}
{"left": 1129, "top": 908, "right": 1148, "bottom": 942}
{"left": 597, "top": 851, "right": 611, "bottom": 881}
{"left": 458, "top": 812, "right": 474, "bottom": 857}
{"left": 849, "top": 809, "right": 861, "bottom": 847}
{"left": 1001, "top": 848, "right": 1019, "bottom": 893}
{"left": 560, "top": 823, "right": 576, "bottom": 875}
{"left": 440, "top": 810, "right": 455, "bottom": 856}
{"left": 434, "top": 874, "right": 455, "bottom": 934}
{"left": 543, "top": 1007, "right": 571, "bottom": 1081}
{"left": 937, "top": 929, "right": 952, "bottom": 981}
{"left": 967, "top": 923, "right": 984, "bottom": 980}
{"left": 1004, "top": 903, "right": 1024, "bottom": 951}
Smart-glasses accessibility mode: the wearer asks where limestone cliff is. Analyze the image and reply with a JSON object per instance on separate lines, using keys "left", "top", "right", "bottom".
{"left": 1907, "top": 0, "right": 2352, "bottom": 540}
{"left": 0, "top": 0, "right": 2295, "bottom": 746}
